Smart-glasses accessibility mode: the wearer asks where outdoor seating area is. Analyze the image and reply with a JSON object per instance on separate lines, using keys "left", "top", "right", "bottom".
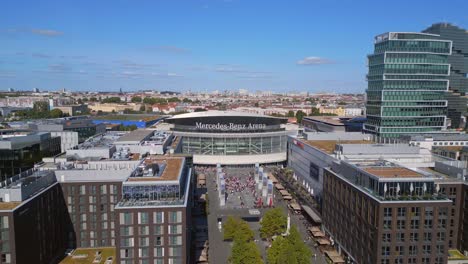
{"left": 324, "top": 250, "right": 346, "bottom": 264}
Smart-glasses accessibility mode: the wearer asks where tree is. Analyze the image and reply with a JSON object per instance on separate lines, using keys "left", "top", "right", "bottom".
{"left": 321, "top": 99, "right": 327, "bottom": 104}
{"left": 223, "top": 216, "right": 254, "bottom": 242}
{"left": 33, "top": 101, "right": 49, "bottom": 112}
{"left": 267, "top": 226, "right": 311, "bottom": 264}
{"left": 131, "top": 96, "right": 142, "bottom": 103}
{"left": 229, "top": 240, "right": 263, "bottom": 264}
{"left": 259, "top": 208, "right": 287, "bottom": 239}
{"left": 182, "top": 98, "right": 192, "bottom": 103}
{"left": 90, "top": 97, "right": 98, "bottom": 102}
{"left": 338, "top": 101, "right": 347, "bottom": 105}
{"left": 77, "top": 98, "right": 83, "bottom": 104}
{"left": 287, "top": 110, "right": 295, "bottom": 117}
{"left": 102, "top": 97, "right": 121, "bottom": 103}
{"left": 49, "top": 108, "right": 64, "bottom": 118}
{"left": 254, "top": 102, "right": 259, "bottom": 107}
{"left": 167, "top": 97, "right": 181, "bottom": 103}
{"left": 309, "top": 107, "right": 320, "bottom": 116}
{"left": 295, "top": 110, "right": 305, "bottom": 124}
{"left": 194, "top": 108, "right": 206, "bottom": 112}
{"left": 139, "top": 105, "right": 146, "bottom": 112}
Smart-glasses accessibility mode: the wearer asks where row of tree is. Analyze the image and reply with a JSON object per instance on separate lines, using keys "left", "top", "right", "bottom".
{"left": 223, "top": 216, "right": 263, "bottom": 264}
{"left": 260, "top": 208, "right": 312, "bottom": 264}
{"left": 11, "top": 101, "right": 67, "bottom": 120}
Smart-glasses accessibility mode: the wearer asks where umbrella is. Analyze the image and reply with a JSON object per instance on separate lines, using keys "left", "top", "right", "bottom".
{"left": 410, "top": 183, "right": 414, "bottom": 194}
{"left": 397, "top": 183, "right": 401, "bottom": 195}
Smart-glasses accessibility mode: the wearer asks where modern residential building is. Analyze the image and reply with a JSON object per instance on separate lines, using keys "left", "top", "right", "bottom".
{"left": 0, "top": 168, "right": 71, "bottom": 264}
{"left": 423, "top": 23, "right": 468, "bottom": 129}
{"left": 364, "top": 32, "right": 452, "bottom": 138}
{"left": 323, "top": 161, "right": 452, "bottom": 264}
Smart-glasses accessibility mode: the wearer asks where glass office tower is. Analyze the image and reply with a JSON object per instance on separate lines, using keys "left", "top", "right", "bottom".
{"left": 423, "top": 23, "right": 468, "bottom": 129}
{"left": 364, "top": 32, "right": 452, "bottom": 138}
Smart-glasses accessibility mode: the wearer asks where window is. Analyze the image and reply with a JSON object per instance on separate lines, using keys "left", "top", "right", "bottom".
{"left": 154, "top": 247, "right": 164, "bottom": 257}
{"left": 138, "top": 212, "right": 149, "bottom": 224}
{"left": 410, "top": 220, "right": 419, "bottom": 229}
{"left": 139, "top": 237, "right": 149, "bottom": 247}
{"left": 425, "top": 207, "right": 433, "bottom": 217}
{"left": 437, "top": 245, "right": 445, "bottom": 254}
{"left": 169, "top": 247, "right": 182, "bottom": 257}
{"left": 437, "top": 232, "right": 445, "bottom": 241}
{"left": 382, "top": 246, "right": 390, "bottom": 256}
{"left": 155, "top": 236, "right": 164, "bottom": 246}
{"left": 169, "top": 236, "right": 182, "bottom": 245}
{"left": 120, "top": 213, "right": 133, "bottom": 225}
{"left": 438, "top": 219, "right": 446, "bottom": 228}
{"left": 396, "top": 220, "right": 405, "bottom": 229}
{"left": 382, "top": 233, "right": 391, "bottom": 242}
{"left": 410, "top": 232, "right": 419, "bottom": 242}
{"left": 422, "top": 245, "right": 431, "bottom": 254}
{"left": 154, "top": 225, "right": 163, "bottom": 235}
{"left": 383, "top": 220, "right": 392, "bottom": 230}
{"left": 424, "top": 232, "right": 432, "bottom": 242}
{"left": 396, "top": 233, "right": 404, "bottom": 242}
{"left": 409, "top": 245, "right": 417, "bottom": 255}
{"left": 384, "top": 208, "right": 392, "bottom": 217}
{"left": 424, "top": 219, "right": 432, "bottom": 229}
{"left": 154, "top": 212, "right": 164, "bottom": 224}
{"left": 169, "top": 225, "right": 181, "bottom": 234}
{"left": 411, "top": 207, "right": 420, "bottom": 217}
{"left": 169, "top": 211, "right": 182, "bottom": 223}
{"left": 397, "top": 207, "right": 406, "bottom": 217}
{"left": 139, "top": 226, "right": 149, "bottom": 236}
{"left": 395, "top": 245, "right": 404, "bottom": 256}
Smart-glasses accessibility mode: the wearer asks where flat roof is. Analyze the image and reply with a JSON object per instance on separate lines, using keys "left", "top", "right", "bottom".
{"left": 167, "top": 110, "right": 279, "bottom": 119}
{"left": 303, "top": 116, "right": 345, "bottom": 126}
{"left": 115, "top": 129, "right": 153, "bottom": 143}
{"left": 60, "top": 247, "right": 115, "bottom": 264}
{"left": 363, "top": 167, "right": 423, "bottom": 178}
{"left": 128, "top": 157, "right": 183, "bottom": 182}
{"left": 433, "top": 146, "right": 464, "bottom": 152}
{"left": 303, "top": 140, "right": 373, "bottom": 154}
{"left": 92, "top": 114, "right": 161, "bottom": 121}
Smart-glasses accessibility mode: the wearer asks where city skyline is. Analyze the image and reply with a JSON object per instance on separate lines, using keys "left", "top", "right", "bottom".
{"left": 0, "top": 0, "right": 466, "bottom": 92}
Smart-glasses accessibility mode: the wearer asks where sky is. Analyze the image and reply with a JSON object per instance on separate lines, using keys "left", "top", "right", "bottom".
{"left": 0, "top": 0, "right": 467, "bottom": 93}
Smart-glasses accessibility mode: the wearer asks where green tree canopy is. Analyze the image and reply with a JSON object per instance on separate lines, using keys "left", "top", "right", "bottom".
{"left": 229, "top": 240, "right": 263, "bottom": 264}
{"left": 49, "top": 108, "right": 64, "bottom": 118}
{"left": 33, "top": 101, "right": 49, "bottom": 112}
{"left": 102, "top": 97, "right": 122, "bottom": 103}
{"left": 131, "top": 96, "right": 142, "bottom": 103}
{"left": 259, "top": 208, "right": 287, "bottom": 239}
{"left": 295, "top": 110, "right": 306, "bottom": 124}
{"left": 223, "top": 216, "right": 254, "bottom": 242}
{"left": 287, "top": 110, "right": 295, "bottom": 117}
{"left": 267, "top": 226, "right": 311, "bottom": 264}
{"left": 167, "top": 97, "right": 181, "bottom": 103}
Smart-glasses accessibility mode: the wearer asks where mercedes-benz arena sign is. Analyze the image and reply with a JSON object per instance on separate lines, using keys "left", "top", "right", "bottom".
{"left": 165, "top": 111, "right": 295, "bottom": 165}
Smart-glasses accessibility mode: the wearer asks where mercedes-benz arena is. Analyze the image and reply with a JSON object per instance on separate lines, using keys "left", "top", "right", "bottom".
{"left": 165, "top": 111, "right": 296, "bottom": 165}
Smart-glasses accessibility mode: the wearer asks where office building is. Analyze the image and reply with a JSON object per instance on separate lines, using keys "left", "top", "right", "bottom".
{"left": 364, "top": 32, "right": 451, "bottom": 138}
{"left": 423, "top": 23, "right": 468, "bottom": 129}
{"left": 0, "top": 132, "right": 61, "bottom": 181}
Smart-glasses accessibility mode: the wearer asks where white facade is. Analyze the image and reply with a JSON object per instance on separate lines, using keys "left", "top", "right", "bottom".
{"left": 50, "top": 131, "right": 79, "bottom": 152}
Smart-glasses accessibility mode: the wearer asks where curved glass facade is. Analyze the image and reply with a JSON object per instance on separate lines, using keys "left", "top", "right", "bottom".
{"left": 181, "top": 134, "right": 287, "bottom": 155}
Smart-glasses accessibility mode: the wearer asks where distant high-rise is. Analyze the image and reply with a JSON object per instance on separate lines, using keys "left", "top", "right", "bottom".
{"left": 423, "top": 23, "right": 468, "bottom": 129}
{"left": 364, "top": 32, "right": 451, "bottom": 138}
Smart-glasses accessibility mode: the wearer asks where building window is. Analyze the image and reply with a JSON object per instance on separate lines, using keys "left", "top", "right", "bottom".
{"left": 396, "top": 233, "right": 404, "bottom": 242}
{"left": 139, "top": 226, "right": 149, "bottom": 236}
{"left": 154, "top": 247, "right": 164, "bottom": 257}
{"left": 155, "top": 236, "right": 164, "bottom": 246}
{"left": 411, "top": 207, "right": 420, "bottom": 217}
{"left": 424, "top": 219, "right": 432, "bottom": 229}
{"left": 397, "top": 207, "right": 406, "bottom": 217}
{"left": 410, "top": 232, "right": 419, "bottom": 242}
{"left": 395, "top": 245, "right": 404, "bottom": 256}
{"left": 169, "top": 211, "right": 182, "bottom": 223}
{"left": 121, "top": 212, "right": 133, "bottom": 225}
{"left": 396, "top": 220, "right": 405, "bottom": 229}
{"left": 154, "top": 212, "right": 164, "bottom": 224}
{"left": 382, "top": 246, "right": 390, "bottom": 256}
{"left": 438, "top": 219, "right": 446, "bottom": 228}
{"left": 409, "top": 245, "right": 417, "bottom": 256}
{"left": 154, "top": 225, "right": 163, "bottom": 235}
{"left": 384, "top": 208, "right": 392, "bottom": 217}
{"left": 422, "top": 245, "right": 431, "bottom": 255}
{"left": 138, "top": 212, "right": 149, "bottom": 224}
{"left": 410, "top": 220, "right": 419, "bottom": 229}
{"left": 383, "top": 220, "right": 392, "bottom": 230}
{"left": 382, "top": 233, "right": 391, "bottom": 243}
{"left": 424, "top": 232, "right": 432, "bottom": 242}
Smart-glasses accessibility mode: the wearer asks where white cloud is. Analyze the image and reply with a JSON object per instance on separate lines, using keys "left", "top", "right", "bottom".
{"left": 30, "top": 29, "right": 63, "bottom": 37}
{"left": 296, "top": 56, "right": 333, "bottom": 65}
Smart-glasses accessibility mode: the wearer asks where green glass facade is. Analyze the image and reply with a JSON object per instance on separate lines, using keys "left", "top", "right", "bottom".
{"left": 364, "top": 32, "right": 451, "bottom": 138}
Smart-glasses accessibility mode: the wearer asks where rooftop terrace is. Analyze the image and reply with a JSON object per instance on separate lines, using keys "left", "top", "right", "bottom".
{"left": 363, "top": 167, "right": 423, "bottom": 178}
{"left": 128, "top": 157, "right": 183, "bottom": 182}
{"left": 60, "top": 247, "right": 115, "bottom": 264}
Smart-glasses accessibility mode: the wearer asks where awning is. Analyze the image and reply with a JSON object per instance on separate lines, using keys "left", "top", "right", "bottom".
{"left": 283, "top": 195, "right": 293, "bottom": 200}
{"left": 289, "top": 202, "right": 301, "bottom": 211}
{"left": 275, "top": 183, "right": 284, "bottom": 190}
{"left": 312, "top": 231, "right": 325, "bottom": 237}
{"left": 269, "top": 175, "right": 279, "bottom": 183}
{"left": 279, "top": 190, "right": 290, "bottom": 196}
{"left": 316, "top": 238, "right": 331, "bottom": 245}
{"left": 325, "top": 251, "right": 345, "bottom": 263}
{"left": 309, "top": 226, "right": 321, "bottom": 233}
{"left": 198, "top": 174, "right": 206, "bottom": 180}
{"left": 302, "top": 205, "right": 322, "bottom": 224}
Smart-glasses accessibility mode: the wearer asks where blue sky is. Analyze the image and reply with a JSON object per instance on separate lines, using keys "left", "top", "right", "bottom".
{"left": 0, "top": 0, "right": 467, "bottom": 93}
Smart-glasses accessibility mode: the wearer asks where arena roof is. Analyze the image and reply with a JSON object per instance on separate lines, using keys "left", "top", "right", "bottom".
{"left": 167, "top": 110, "right": 286, "bottom": 120}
